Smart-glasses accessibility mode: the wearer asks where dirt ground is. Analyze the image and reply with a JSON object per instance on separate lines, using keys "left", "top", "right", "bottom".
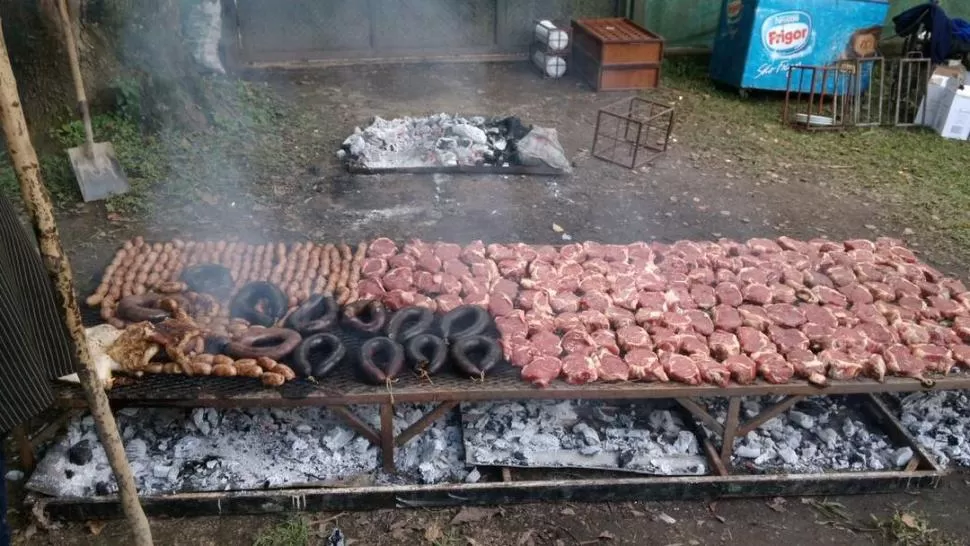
{"left": 7, "top": 61, "right": 970, "bottom": 545}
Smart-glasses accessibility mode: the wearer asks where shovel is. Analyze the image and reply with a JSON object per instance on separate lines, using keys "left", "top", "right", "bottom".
{"left": 58, "top": 0, "right": 129, "bottom": 202}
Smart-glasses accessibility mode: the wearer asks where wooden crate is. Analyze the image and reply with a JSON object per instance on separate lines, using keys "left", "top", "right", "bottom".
{"left": 571, "top": 17, "right": 664, "bottom": 91}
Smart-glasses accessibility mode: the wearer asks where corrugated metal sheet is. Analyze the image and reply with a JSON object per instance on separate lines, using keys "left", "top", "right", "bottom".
{"left": 632, "top": 0, "right": 970, "bottom": 49}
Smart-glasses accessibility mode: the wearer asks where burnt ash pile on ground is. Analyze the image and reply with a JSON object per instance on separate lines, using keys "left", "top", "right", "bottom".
{"left": 339, "top": 114, "right": 568, "bottom": 172}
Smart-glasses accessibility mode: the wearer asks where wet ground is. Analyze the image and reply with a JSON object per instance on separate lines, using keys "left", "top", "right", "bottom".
{"left": 11, "top": 62, "right": 970, "bottom": 544}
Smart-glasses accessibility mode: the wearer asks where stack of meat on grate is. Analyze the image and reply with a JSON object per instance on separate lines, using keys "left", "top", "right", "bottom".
{"left": 359, "top": 236, "right": 970, "bottom": 388}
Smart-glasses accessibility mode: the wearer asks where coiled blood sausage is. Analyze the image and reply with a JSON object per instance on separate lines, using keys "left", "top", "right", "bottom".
{"left": 284, "top": 294, "right": 339, "bottom": 335}
{"left": 385, "top": 306, "right": 434, "bottom": 342}
{"left": 406, "top": 334, "right": 449, "bottom": 376}
{"left": 226, "top": 327, "right": 301, "bottom": 361}
{"left": 439, "top": 305, "right": 491, "bottom": 341}
{"left": 230, "top": 281, "right": 287, "bottom": 327}
{"left": 292, "top": 333, "right": 346, "bottom": 378}
{"left": 341, "top": 300, "right": 387, "bottom": 334}
{"left": 451, "top": 335, "right": 502, "bottom": 379}
{"left": 358, "top": 337, "right": 404, "bottom": 385}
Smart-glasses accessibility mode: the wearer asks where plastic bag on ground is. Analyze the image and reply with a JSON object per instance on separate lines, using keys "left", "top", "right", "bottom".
{"left": 515, "top": 126, "right": 572, "bottom": 173}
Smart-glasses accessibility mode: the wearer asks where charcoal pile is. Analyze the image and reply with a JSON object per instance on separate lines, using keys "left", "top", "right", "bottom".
{"left": 701, "top": 396, "right": 909, "bottom": 473}
{"left": 339, "top": 114, "right": 570, "bottom": 172}
{"left": 26, "top": 404, "right": 469, "bottom": 497}
{"left": 462, "top": 400, "right": 707, "bottom": 475}
{"left": 360, "top": 237, "right": 970, "bottom": 388}
{"left": 892, "top": 390, "right": 970, "bottom": 467}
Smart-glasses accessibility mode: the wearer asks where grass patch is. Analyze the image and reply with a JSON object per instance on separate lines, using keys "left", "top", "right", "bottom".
{"left": 659, "top": 57, "right": 970, "bottom": 261}
{"left": 252, "top": 516, "right": 311, "bottom": 546}
{"left": 871, "top": 510, "right": 959, "bottom": 546}
{"left": 0, "top": 75, "right": 294, "bottom": 215}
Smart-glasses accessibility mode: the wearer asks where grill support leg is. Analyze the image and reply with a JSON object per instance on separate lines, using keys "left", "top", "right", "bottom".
{"left": 380, "top": 404, "right": 395, "bottom": 473}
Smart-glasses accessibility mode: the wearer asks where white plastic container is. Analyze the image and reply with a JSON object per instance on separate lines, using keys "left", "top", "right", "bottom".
{"left": 534, "top": 20, "right": 569, "bottom": 52}
{"left": 532, "top": 49, "right": 567, "bottom": 78}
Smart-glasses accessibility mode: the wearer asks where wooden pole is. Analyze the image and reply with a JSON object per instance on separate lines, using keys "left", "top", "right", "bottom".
{"left": 0, "top": 16, "right": 153, "bottom": 546}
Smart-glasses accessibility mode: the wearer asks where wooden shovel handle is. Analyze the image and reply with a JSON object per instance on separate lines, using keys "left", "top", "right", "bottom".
{"left": 57, "top": 0, "right": 95, "bottom": 153}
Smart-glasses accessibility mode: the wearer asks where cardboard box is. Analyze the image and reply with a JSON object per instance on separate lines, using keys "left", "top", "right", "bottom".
{"left": 916, "top": 74, "right": 958, "bottom": 127}
{"left": 934, "top": 85, "right": 970, "bottom": 140}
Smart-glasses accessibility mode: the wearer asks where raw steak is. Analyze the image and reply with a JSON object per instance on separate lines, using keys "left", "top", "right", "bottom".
{"left": 382, "top": 267, "right": 413, "bottom": 291}
{"left": 580, "top": 291, "right": 612, "bottom": 312}
{"left": 662, "top": 311, "right": 693, "bottom": 333}
{"left": 709, "top": 330, "right": 741, "bottom": 360}
{"left": 911, "top": 344, "right": 954, "bottom": 374}
{"left": 883, "top": 344, "right": 927, "bottom": 378}
{"left": 754, "top": 351, "right": 794, "bottom": 384}
{"left": 840, "top": 283, "right": 874, "bottom": 306}
{"left": 825, "top": 266, "right": 856, "bottom": 287}
{"left": 858, "top": 322, "right": 897, "bottom": 351}
{"left": 436, "top": 273, "right": 462, "bottom": 295}
{"left": 549, "top": 292, "right": 580, "bottom": 313}
{"left": 616, "top": 325, "right": 652, "bottom": 351}
{"left": 596, "top": 349, "right": 630, "bottom": 381}
{"left": 491, "top": 278, "right": 520, "bottom": 298}
{"left": 715, "top": 282, "right": 743, "bottom": 306}
{"left": 661, "top": 353, "right": 702, "bottom": 385}
{"left": 558, "top": 243, "right": 586, "bottom": 263}
{"left": 583, "top": 241, "right": 607, "bottom": 259}
{"left": 814, "top": 286, "right": 848, "bottom": 307}
{"left": 487, "top": 243, "right": 516, "bottom": 261}
{"left": 414, "top": 270, "right": 439, "bottom": 293}
{"left": 361, "top": 258, "right": 388, "bottom": 279}
{"left": 357, "top": 279, "right": 386, "bottom": 300}
{"left": 690, "top": 284, "right": 718, "bottom": 309}
{"left": 605, "top": 306, "right": 637, "bottom": 330}
{"left": 748, "top": 238, "right": 783, "bottom": 254}
{"left": 738, "top": 326, "right": 772, "bottom": 354}
{"left": 561, "top": 354, "right": 598, "bottom": 385}
{"left": 460, "top": 240, "right": 486, "bottom": 264}
{"left": 866, "top": 353, "right": 887, "bottom": 382}
{"left": 488, "top": 292, "right": 516, "bottom": 317}
{"left": 928, "top": 296, "right": 966, "bottom": 319}
{"left": 725, "top": 354, "right": 758, "bottom": 384}
{"left": 651, "top": 327, "right": 680, "bottom": 353}
{"left": 626, "top": 349, "right": 668, "bottom": 382}
{"left": 802, "top": 305, "right": 838, "bottom": 328}
{"left": 768, "top": 325, "right": 809, "bottom": 354}
{"left": 866, "top": 281, "right": 895, "bottom": 302}
{"left": 416, "top": 250, "right": 442, "bottom": 273}
{"left": 517, "top": 290, "right": 550, "bottom": 312}
{"left": 433, "top": 242, "right": 462, "bottom": 262}
{"left": 895, "top": 321, "right": 930, "bottom": 345}
{"left": 770, "top": 284, "right": 797, "bottom": 304}
{"left": 951, "top": 345, "right": 970, "bottom": 368}
{"left": 383, "top": 289, "right": 415, "bottom": 311}
{"left": 820, "top": 349, "right": 863, "bottom": 380}
{"left": 521, "top": 356, "right": 563, "bottom": 388}
{"left": 603, "top": 244, "right": 630, "bottom": 263}
{"left": 677, "top": 334, "right": 710, "bottom": 356}
{"left": 561, "top": 329, "right": 596, "bottom": 355}
{"left": 738, "top": 305, "right": 772, "bottom": 331}
{"left": 742, "top": 283, "right": 772, "bottom": 305}
{"left": 685, "top": 309, "right": 715, "bottom": 336}
{"left": 578, "top": 310, "right": 611, "bottom": 331}
{"left": 530, "top": 331, "right": 563, "bottom": 357}
{"left": 765, "top": 303, "right": 806, "bottom": 328}
{"left": 636, "top": 271, "right": 667, "bottom": 292}
{"left": 591, "top": 329, "right": 620, "bottom": 355}
{"left": 713, "top": 305, "right": 743, "bottom": 331}
{"left": 608, "top": 274, "right": 638, "bottom": 308}
{"left": 737, "top": 267, "right": 769, "bottom": 286}
{"left": 387, "top": 253, "right": 417, "bottom": 271}
{"left": 524, "top": 311, "right": 555, "bottom": 335}
{"left": 787, "top": 348, "right": 827, "bottom": 386}
{"left": 367, "top": 238, "right": 398, "bottom": 259}
{"left": 695, "top": 355, "right": 730, "bottom": 387}
{"left": 496, "top": 313, "right": 529, "bottom": 339}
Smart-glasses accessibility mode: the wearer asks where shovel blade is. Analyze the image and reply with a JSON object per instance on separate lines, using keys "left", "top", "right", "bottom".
{"left": 67, "top": 141, "right": 129, "bottom": 203}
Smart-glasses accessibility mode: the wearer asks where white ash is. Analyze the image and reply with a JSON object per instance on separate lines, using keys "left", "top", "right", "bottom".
{"left": 27, "top": 404, "right": 468, "bottom": 498}
{"left": 700, "top": 396, "right": 903, "bottom": 473}
{"left": 462, "top": 400, "right": 708, "bottom": 476}
{"left": 890, "top": 391, "right": 970, "bottom": 468}
{"left": 340, "top": 114, "right": 566, "bottom": 171}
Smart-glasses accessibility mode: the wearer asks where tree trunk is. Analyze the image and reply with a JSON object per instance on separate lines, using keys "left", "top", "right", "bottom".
{"left": 0, "top": 14, "right": 153, "bottom": 546}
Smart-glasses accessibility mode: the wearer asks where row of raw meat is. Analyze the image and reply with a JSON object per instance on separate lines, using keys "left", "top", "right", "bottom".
{"left": 361, "top": 237, "right": 970, "bottom": 387}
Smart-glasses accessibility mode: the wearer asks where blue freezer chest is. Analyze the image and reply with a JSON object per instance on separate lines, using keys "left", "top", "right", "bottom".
{"left": 710, "top": 0, "right": 890, "bottom": 93}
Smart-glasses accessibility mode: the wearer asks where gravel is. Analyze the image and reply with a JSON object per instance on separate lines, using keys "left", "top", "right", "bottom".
{"left": 891, "top": 390, "right": 970, "bottom": 468}
{"left": 462, "top": 400, "right": 708, "bottom": 476}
